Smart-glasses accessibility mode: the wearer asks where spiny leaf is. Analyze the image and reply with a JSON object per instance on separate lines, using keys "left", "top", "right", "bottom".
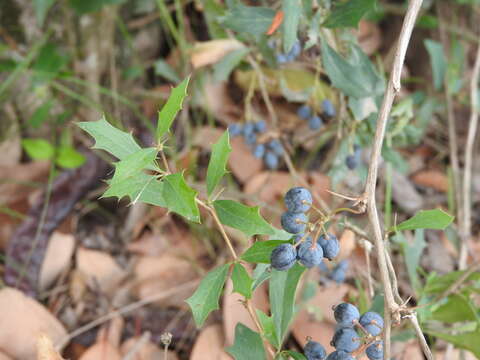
{"left": 186, "top": 263, "right": 230, "bottom": 327}
{"left": 231, "top": 263, "right": 253, "bottom": 299}
{"left": 392, "top": 209, "right": 454, "bottom": 232}
{"left": 206, "top": 131, "right": 232, "bottom": 196}
{"left": 227, "top": 323, "right": 266, "bottom": 360}
{"left": 241, "top": 240, "right": 290, "bottom": 264}
{"left": 282, "top": 0, "right": 301, "bottom": 53}
{"left": 156, "top": 77, "right": 190, "bottom": 141}
{"left": 162, "top": 173, "right": 200, "bottom": 223}
{"left": 323, "top": 0, "right": 376, "bottom": 29}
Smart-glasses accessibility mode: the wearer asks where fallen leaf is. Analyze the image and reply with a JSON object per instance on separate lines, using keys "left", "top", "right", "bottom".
{"left": 338, "top": 229, "right": 356, "bottom": 260}
{"left": 195, "top": 81, "right": 240, "bottom": 124}
{"left": 78, "top": 340, "right": 121, "bottom": 360}
{"left": 228, "top": 136, "right": 264, "bottom": 183}
{"left": 308, "top": 172, "right": 332, "bottom": 204}
{"left": 190, "top": 324, "right": 231, "bottom": 360}
{"left": 36, "top": 334, "right": 65, "bottom": 360}
{"left": 411, "top": 170, "right": 449, "bottom": 193}
{"left": 392, "top": 340, "right": 423, "bottom": 360}
{"left": 191, "top": 39, "right": 245, "bottom": 68}
{"left": 244, "top": 171, "right": 293, "bottom": 205}
{"left": 0, "top": 287, "right": 66, "bottom": 360}
{"left": 266, "top": 11, "right": 284, "bottom": 35}
{"left": 39, "top": 232, "right": 75, "bottom": 291}
{"left": 76, "top": 247, "right": 126, "bottom": 295}
{"left": 392, "top": 170, "right": 424, "bottom": 214}
{"left": 96, "top": 316, "right": 124, "bottom": 348}
{"left": 133, "top": 254, "right": 198, "bottom": 308}
{"left": 192, "top": 127, "right": 224, "bottom": 150}
{"left": 355, "top": 20, "right": 381, "bottom": 55}
{"left": 121, "top": 337, "right": 179, "bottom": 360}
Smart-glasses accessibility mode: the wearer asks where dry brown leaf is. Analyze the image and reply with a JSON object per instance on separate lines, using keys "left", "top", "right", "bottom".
{"left": 411, "top": 170, "right": 449, "bottom": 192}
{"left": 121, "top": 337, "right": 179, "bottom": 360}
{"left": 436, "top": 349, "right": 477, "bottom": 360}
{"left": 190, "top": 324, "right": 231, "bottom": 360}
{"left": 197, "top": 81, "right": 240, "bottom": 125}
{"left": 96, "top": 316, "right": 124, "bottom": 348}
{"left": 39, "top": 232, "right": 75, "bottom": 291}
{"left": 355, "top": 20, "right": 381, "bottom": 55}
{"left": 222, "top": 270, "right": 269, "bottom": 345}
{"left": 191, "top": 39, "right": 244, "bottom": 68}
{"left": 338, "top": 230, "right": 356, "bottom": 260}
{"left": 36, "top": 334, "right": 65, "bottom": 360}
{"left": 133, "top": 254, "right": 197, "bottom": 307}
{"left": 308, "top": 172, "right": 332, "bottom": 204}
{"left": 192, "top": 127, "right": 224, "bottom": 150}
{"left": 0, "top": 353, "right": 12, "bottom": 360}
{"left": 0, "top": 134, "right": 21, "bottom": 167}
{"left": 76, "top": 247, "right": 126, "bottom": 295}
{"left": 0, "top": 287, "right": 66, "bottom": 360}
{"left": 392, "top": 340, "right": 423, "bottom": 360}
{"left": 244, "top": 171, "right": 293, "bottom": 205}
{"left": 78, "top": 340, "right": 122, "bottom": 360}
{"left": 228, "top": 136, "right": 264, "bottom": 183}
{"left": 266, "top": 11, "right": 284, "bottom": 35}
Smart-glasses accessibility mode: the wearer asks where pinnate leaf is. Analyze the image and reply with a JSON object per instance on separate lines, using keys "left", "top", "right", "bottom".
{"left": 206, "top": 131, "right": 231, "bottom": 196}
{"left": 213, "top": 200, "right": 275, "bottom": 237}
{"left": 227, "top": 323, "right": 266, "bottom": 360}
{"left": 241, "top": 240, "right": 290, "bottom": 264}
{"left": 162, "top": 173, "right": 200, "bottom": 223}
{"left": 282, "top": 0, "right": 302, "bottom": 53}
{"left": 323, "top": 0, "right": 376, "bottom": 28}
{"left": 231, "top": 263, "right": 252, "bottom": 299}
{"left": 186, "top": 264, "right": 230, "bottom": 327}
{"left": 392, "top": 209, "right": 454, "bottom": 232}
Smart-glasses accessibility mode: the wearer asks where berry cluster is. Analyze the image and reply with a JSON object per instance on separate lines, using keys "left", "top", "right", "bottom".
{"left": 302, "top": 303, "right": 384, "bottom": 360}
{"left": 319, "top": 259, "right": 349, "bottom": 284}
{"left": 228, "top": 120, "right": 284, "bottom": 170}
{"left": 297, "top": 99, "right": 336, "bottom": 131}
{"left": 345, "top": 145, "right": 362, "bottom": 170}
{"left": 270, "top": 187, "right": 340, "bottom": 270}
{"left": 276, "top": 41, "right": 301, "bottom": 64}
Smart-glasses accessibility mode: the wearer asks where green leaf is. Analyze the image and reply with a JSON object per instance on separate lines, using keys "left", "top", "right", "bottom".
{"left": 426, "top": 328, "right": 480, "bottom": 358}
{"left": 231, "top": 263, "right": 253, "bottom": 299}
{"left": 424, "top": 39, "right": 446, "bottom": 91}
{"left": 432, "top": 294, "right": 478, "bottom": 323}
{"left": 321, "top": 40, "right": 384, "bottom": 99}
{"left": 69, "top": 0, "right": 126, "bottom": 14}
{"left": 21, "top": 139, "right": 54, "bottom": 160}
{"left": 256, "top": 310, "right": 278, "bottom": 348}
{"left": 227, "top": 323, "right": 266, "bottom": 360}
{"left": 55, "top": 146, "right": 86, "bottom": 169}
{"left": 323, "top": 0, "right": 376, "bottom": 28}
{"left": 28, "top": 100, "right": 53, "bottom": 128}
{"left": 206, "top": 131, "right": 232, "bottom": 196}
{"left": 103, "top": 172, "right": 163, "bottom": 204}
{"left": 252, "top": 263, "right": 272, "bottom": 291}
{"left": 282, "top": 0, "right": 302, "bottom": 53}
{"left": 395, "top": 230, "right": 426, "bottom": 292}
{"left": 77, "top": 116, "right": 142, "bottom": 160}
{"left": 423, "top": 270, "right": 480, "bottom": 294}
{"left": 221, "top": 3, "right": 275, "bottom": 36}
{"left": 32, "top": 43, "right": 69, "bottom": 83}
{"left": 213, "top": 200, "right": 275, "bottom": 237}
{"left": 186, "top": 263, "right": 230, "bottom": 327}
{"left": 162, "top": 173, "right": 200, "bottom": 222}
{"left": 284, "top": 351, "right": 307, "bottom": 360}
{"left": 241, "top": 240, "right": 290, "bottom": 264}
{"left": 270, "top": 264, "right": 305, "bottom": 345}
{"left": 392, "top": 209, "right": 454, "bottom": 232}
{"left": 34, "top": 0, "right": 56, "bottom": 26}
{"left": 213, "top": 47, "right": 250, "bottom": 83}
{"left": 154, "top": 60, "right": 181, "bottom": 83}
{"left": 156, "top": 77, "right": 190, "bottom": 142}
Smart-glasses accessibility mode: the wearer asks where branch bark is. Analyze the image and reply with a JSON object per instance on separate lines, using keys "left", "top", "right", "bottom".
{"left": 361, "top": 0, "right": 424, "bottom": 358}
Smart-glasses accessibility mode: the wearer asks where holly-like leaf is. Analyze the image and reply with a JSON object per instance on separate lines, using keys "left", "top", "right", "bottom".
{"left": 206, "top": 131, "right": 232, "bottom": 196}
{"left": 432, "top": 294, "right": 477, "bottom": 323}
{"left": 321, "top": 40, "right": 384, "bottom": 99}
{"left": 423, "top": 270, "right": 480, "bottom": 294}
{"left": 256, "top": 309, "right": 278, "bottom": 349}
{"left": 156, "top": 77, "right": 190, "bottom": 142}
{"left": 186, "top": 263, "right": 230, "bottom": 327}
{"left": 231, "top": 263, "right": 253, "bottom": 299}
{"left": 282, "top": 0, "right": 302, "bottom": 53}
{"left": 104, "top": 172, "right": 166, "bottom": 206}
{"left": 269, "top": 264, "right": 305, "bottom": 345}
{"left": 323, "top": 0, "right": 376, "bottom": 29}
{"left": 77, "top": 116, "right": 141, "bottom": 160}
{"left": 213, "top": 200, "right": 275, "bottom": 237}
{"left": 241, "top": 240, "right": 290, "bottom": 264}
{"left": 221, "top": 3, "right": 275, "bottom": 36}
{"left": 392, "top": 209, "right": 454, "bottom": 232}
{"left": 227, "top": 323, "right": 266, "bottom": 360}
{"left": 284, "top": 351, "right": 307, "bottom": 360}
{"left": 426, "top": 328, "right": 480, "bottom": 358}
{"left": 162, "top": 173, "right": 200, "bottom": 223}
{"left": 252, "top": 263, "right": 272, "bottom": 291}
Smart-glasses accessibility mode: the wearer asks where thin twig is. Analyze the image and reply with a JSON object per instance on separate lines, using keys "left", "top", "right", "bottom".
{"left": 459, "top": 43, "right": 480, "bottom": 270}
{"left": 360, "top": 0, "right": 424, "bottom": 358}
{"left": 55, "top": 280, "right": 199, "bottom": 351}
{"left": 406, "top": 314, "right": 434, "bottom": 360}
{"left": 122, "top": 331, "right": 151, "bottom": 360}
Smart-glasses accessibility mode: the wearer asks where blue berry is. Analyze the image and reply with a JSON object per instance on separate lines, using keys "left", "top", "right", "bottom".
{"left": 304, "top": 340, "right": 327, "bottom": 360}
{"left": 334, "top": 303, "right": 360, "bottom": 327}
{"left": 318, "top": 259, "right": 329, "bottom": 272}
{"left": 284, "top": 187, "right": 313, "bottom": 213}
{"left": 288, "top": 41, "right": 301, "bottom": 59}
{"left": 329, "top": 264, "right": 347, "bottom": 283}
{"left": 254, "top": 120, "right": 267, "bottom": 133}
{"left": 308, "top": 115, "right": 324, "bottom": 130}
{"left": 243, "top": 122, "right": 255, "bottom": 136}
{"left": 317, "top": 233, "right": 340, "bottom": 260}
{"left": 264, "top": 151, "right": 279, "bottom": 170}
{"left": 253, "top": 144, "right": 265, "bottom": 158}
{"left": 281, "top": 211, "right": 308, "bottom": 234}
{"left": 244, "top": 132, "right": 257, "bottom": 145}
{"left": 331, "top": 328, "right": 360, "bottom": 352}
{"left": 325, "top": 351, "right": 355, "bottom": 360}
{"left": 366, "top": 341, "right": 383, "bottom": 360}
{"left": 293, "top": 233, "right": 312, "bottom": 244}
{"left": 297, "top": 240, "right": 323, "bottom": 268}
{"left": 276, "top": 54, "right": 288, "bottom": 64}
{"left": 345, "top": 154, "right": 359, "bottom": 170}
{"left": 297, "top": 105, "right": 312, "bottom": 119}
{"left": 322, "top": 99, "right": 336, "bottom": 117}
{"left": 267, "top": 139, "right": 284, "bottom": 156}
{"left": 270, "top": 243, "right": 297, "bottom": 271}
{"left": 359, "top": 312, "right": 384, "bottom": 336}
{"left": 228, "top": 123, "right": 242, "bottom": 137}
